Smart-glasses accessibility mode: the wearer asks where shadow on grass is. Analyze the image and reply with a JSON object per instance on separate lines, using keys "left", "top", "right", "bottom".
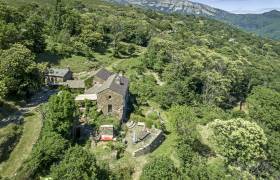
{"left": 35, "top": 52, "right": 64, "bottom": 65}
{"left": 23, "top": 112, "right": 35, "bottom": 118}
{"left": 93, "top": 46, "right": 109, "bottom": 55}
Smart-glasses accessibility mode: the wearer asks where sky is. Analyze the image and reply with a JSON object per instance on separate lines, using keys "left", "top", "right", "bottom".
{"left": 190, "top": 0, "right": 280, "bottom": 14}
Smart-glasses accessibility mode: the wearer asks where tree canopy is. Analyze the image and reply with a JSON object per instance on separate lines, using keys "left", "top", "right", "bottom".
{"left": 0, "top": 44, "right": 42, "bottom": 97}
{"left": 50, "top": 145, "right": 102, "bottom": 180}
{"left": 207, "top": 118, "right": 267, "bottom": 169}
{"left": 140, "top": 156, "right": 178, "bottom": 180}
{"left": 45, "top": 91, "right": 76, "bottom": 138}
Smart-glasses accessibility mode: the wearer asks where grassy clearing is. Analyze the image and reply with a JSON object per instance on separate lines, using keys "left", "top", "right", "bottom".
{"left": 37, "top": 53, "right": 99, "bottom": 73}
{"left": 0, "top": 111, "right": 42, "bottom": 177}
{"left": 150, "top": 110, "right": 180, "bottom": 165}
{"left": 57, "top": 55, "right": 98, "bottom": 73}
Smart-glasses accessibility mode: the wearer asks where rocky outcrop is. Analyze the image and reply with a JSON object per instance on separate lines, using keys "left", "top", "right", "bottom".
{"left": 107, "top": 0, "right": 228, "bottom": 17}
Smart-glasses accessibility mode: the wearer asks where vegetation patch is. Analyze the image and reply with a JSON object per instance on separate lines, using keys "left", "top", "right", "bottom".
{"left": 0, "top": 100, "right": 18, "bottom": 119}
{"left": 0, "top": 111, "right": 42, "bottom": 177}
{"left": 0, "top": 124, "right": 22, "bottom": 162}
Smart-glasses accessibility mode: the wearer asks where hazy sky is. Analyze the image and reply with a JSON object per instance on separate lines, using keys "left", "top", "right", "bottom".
{"left": 190, "top": 0, "right": 280, "bottom": 14}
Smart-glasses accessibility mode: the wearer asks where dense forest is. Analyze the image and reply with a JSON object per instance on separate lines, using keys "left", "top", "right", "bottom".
{"left": 0, "top": 0, "right": 279, "bottom": 179}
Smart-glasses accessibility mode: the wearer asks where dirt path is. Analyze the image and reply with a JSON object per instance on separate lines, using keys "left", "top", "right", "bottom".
{"left": 0, "top": 111, "right": 42, "bottom": 177}
{"left": 0, "top": 89, "right": 56, "bottom": 178}
{"left": 132, "top": 156, "right": 148, "bottom": 180}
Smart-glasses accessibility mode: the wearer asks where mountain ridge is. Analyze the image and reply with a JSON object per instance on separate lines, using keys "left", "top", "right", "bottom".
{"left": 106, "top": 0, "right": 280, "bottom": 40}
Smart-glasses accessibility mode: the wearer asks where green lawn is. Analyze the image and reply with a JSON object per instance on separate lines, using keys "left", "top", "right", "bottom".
{"left": 37, "top": 53, "right": 99, "bottom": 73}
{"left": 0, "top": 111, "right": 42, "bottom": 177}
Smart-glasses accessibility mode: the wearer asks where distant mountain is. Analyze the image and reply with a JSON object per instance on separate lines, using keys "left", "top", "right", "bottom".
{"left": 221, "top": 10, "right": 280, "bottom": 40}
{"left": 107, "top": 0, "right": 228, "bottom": 16}
{"left": 106, "top": 0, "right": 280, "bottom": 40}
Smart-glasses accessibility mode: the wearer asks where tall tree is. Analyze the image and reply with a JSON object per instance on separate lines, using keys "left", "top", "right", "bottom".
{"left": 50, "top": 145, "right": 103, "bottom": 180}
{"left": 20, "top": 14, "right": 46, "bottom": 53}
{"left": 141, "top": 156, "right": 178, "bottom": 180}
{"left": 0, "top": 44, "right": 42, "bottom": 97}
{"left": 207, "top": 118, "right": 267, "bottom": 169}
{"left": 45, "top": 91, "right": 76, "bottom": 138}
{"left": 247, "top": 87, "right": 280, "bottom": 131}
{"left": 247, "top": 87, "right": 280, "bottom": 176}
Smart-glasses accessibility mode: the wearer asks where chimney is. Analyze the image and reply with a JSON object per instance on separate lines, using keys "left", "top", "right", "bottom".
{"left": 115, "top": 74, "right": 124, "bottom": 85}
{"left": 115, "top": 75, "right": 121, "bottom": 85}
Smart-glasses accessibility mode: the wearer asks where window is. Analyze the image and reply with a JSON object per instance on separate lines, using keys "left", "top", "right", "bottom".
{"left": 108, "top": 104, "right": 112, "bottom": 113}
{"left": 108, "top": 95, "right": 112, "bottom": 100}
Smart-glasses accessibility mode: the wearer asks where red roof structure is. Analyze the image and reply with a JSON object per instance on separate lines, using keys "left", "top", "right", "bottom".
{"left": 99, "top": 125, "right": 114, "bottom": 141}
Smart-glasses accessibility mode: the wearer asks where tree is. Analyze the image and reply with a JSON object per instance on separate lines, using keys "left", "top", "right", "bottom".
{"left": 140, "top": 156, "right": 178, "bottom": 180}
{"left": 247, "top": 87, "right": 280, "bottom": 176}
{"left": 207, "top": 118, "right": 267, "bottom": 169}
{"left": 0, "top": 44, "right": 42, "bottom": 97}
{"left": 16, "top": 131, "right": 69, "bottom": 179}
{"left": 129, "top": 75, "right": 157, "bottom": 106}
{"left": 0, "top": 80, "right": 7, "bottom": 98}
{"left": 0, "top": 22, "right": 19, "bottom": 49}
{"left": 45, "top": 91, "right": 76, "bottom": 138}
{"left": 247, "top": 87, "right": 280, "bottom": 131}
{"left": 79, "top": 28, "right": 104, "bottom": 49}
{"left": 20, "top": 14, "right": 46, "bottom": 53}
{"left": 50, "top": 145, "right": 104, "bottom": 180}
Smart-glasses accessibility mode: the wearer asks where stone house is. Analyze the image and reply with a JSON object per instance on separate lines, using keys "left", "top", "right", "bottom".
{"left": 45, "top": 68, "right": 73, "bottom": 85}
{"left": 75, "top": 68, "right": 129, "bottom": 121}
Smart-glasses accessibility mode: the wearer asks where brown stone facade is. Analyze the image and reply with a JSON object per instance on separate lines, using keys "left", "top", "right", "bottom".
{"left": 97, "top": 89, "right": 128, "bottom": 120}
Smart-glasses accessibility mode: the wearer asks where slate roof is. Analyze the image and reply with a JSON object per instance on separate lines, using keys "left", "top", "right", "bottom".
{"left": 95, "top": 68, "right": 114, "bottom": 81}
{"left": 46, "top": 68, "right": 70, "bottom": 77}
{"left": 85, "top": 84, "right": 102, "bottom": 94}
{"left": 85, "top": 69, "right": 129, "bottom": 97}
{"left": 97, "top": 74, "right": 129, "bottom": 97}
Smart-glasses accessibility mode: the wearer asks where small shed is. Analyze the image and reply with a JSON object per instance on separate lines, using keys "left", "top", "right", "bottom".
{"left": 99, "top": 125, "right": 114, "bottom": 141}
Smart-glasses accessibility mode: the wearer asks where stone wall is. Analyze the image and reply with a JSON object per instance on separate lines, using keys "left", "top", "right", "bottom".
{"left": 97, "top": 89, "right": 124, "bottom": 120}
{"left": 133, "top": 129, "right": 164, "bottom": 157}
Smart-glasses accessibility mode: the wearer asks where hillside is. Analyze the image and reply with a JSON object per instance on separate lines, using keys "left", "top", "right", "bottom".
{"left": 0, "top": 0, "right": 280, "bottom": 179}
{"left": 220, "top": 10, "right": 280, "bottom": 40}
{"left": 107, "top": 0, "right": 226, "bottom": 16}
{"left": 106, "top": 0, "right": 280, "bottom": 40}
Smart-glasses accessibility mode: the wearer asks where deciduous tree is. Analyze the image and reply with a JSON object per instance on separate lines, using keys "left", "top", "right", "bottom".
{"left": 141, "top": 156, "right": 177, "bottom": 180}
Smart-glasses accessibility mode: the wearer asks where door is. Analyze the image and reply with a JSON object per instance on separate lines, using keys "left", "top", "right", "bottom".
{"left": 108, "top": 104, "right": 112, "bottom": 113}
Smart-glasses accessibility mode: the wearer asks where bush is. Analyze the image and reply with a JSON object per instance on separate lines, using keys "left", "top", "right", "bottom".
{"left": 50, "top": 145, "right": 105, "bottom": 180}
{"left": 15, "top": 131, "right": 69, "bottom": 179}
{"left": 141, "top": 156, "right": 178, "bottom": 180}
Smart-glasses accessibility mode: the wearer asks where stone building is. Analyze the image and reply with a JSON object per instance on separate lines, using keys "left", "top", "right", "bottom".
{"left": 45, "top": 68, "right": 73, "bottom": 85}
{"left": 76, "top": 68, "right": 129, "bottom": 121}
